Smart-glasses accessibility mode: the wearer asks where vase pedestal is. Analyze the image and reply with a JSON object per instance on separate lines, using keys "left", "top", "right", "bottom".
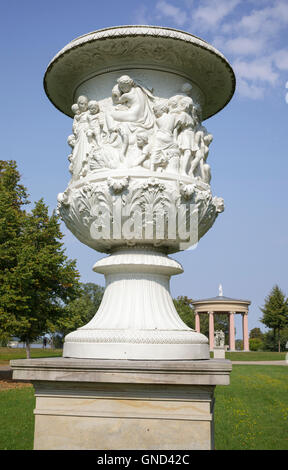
{"left": 11, "top": 357, "right": 231, "bottom": 450}
{"left": 63, "top": 248, "right": 210, "bottom": 361}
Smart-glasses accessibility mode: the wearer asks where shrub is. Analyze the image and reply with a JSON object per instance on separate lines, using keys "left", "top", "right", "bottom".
{"left": 249, "top": 338, "right": 263, "bottom": 351}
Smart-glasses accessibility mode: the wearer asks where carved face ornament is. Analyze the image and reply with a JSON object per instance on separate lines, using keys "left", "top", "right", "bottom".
{"left": 117, "top": 75, "right": 134, "bottom": 94}
{"left": 77, "top": 96, "right": 88, "bottom": 112}
{"left": 88, "top": 101, "right": 99, "bottom": 114}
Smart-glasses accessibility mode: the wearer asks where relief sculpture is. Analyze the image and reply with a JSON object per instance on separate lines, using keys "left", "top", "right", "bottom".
{"left": 58, "top": 74, "right": 224, "bottom": 253}
{"left": 66, "top": 75, "right": 213, "bottom": 180}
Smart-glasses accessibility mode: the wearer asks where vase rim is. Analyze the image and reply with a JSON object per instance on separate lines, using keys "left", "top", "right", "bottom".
{"left": 44, "top": 24, "right": 236, "bottom": 121}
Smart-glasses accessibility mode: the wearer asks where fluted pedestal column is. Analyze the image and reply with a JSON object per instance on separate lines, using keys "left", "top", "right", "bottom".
{"left": 63, "top": 248, "right": 209, "bottom": 360}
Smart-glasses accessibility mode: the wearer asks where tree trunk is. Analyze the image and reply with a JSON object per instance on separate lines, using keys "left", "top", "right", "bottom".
{"left": 25, "top": 341, "right": 31, "bottom": 359}
{"left": 278, "top": 329, "right": 281, "bottom": 353}
{"left": 273, "top": 329, "right": 276, "bottom": 351}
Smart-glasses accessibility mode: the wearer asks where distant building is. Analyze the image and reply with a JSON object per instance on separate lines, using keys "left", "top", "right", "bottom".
{"left": 191, "top": 285, "right": 251, "bottom": 351}
{"left": 7, "top": 337, "right": 20, "bottom": 348}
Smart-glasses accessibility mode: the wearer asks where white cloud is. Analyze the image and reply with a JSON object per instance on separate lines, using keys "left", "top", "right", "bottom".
{"left": 191, "top": 0, "right": 240, "bottom": 29}
{"left": 233, "top": 58, "right": 278, "bottom": 85}
{"left": 214, "top": 35, "right": 266, "bottom": 56}
{"left": 133, "top": 5, "right": 150, "bottom": 25}
{"left": 272, "top": 1, "right": 288, "bottom": 22}
{"left": 155, "top": 1, "right": 187, "bottom": 26}
{"left": 285, "top": 83, "right": 288, "bottom": 104}
{"left": 272, "top": 50, "right": 288, "bottom": 71}
{"left": 223, "top": 1, "right": 288, "bottom": 36}
{"left": 132, "top": 1, "right": 288, "bottom": 100}
{"left": 236, "top": 78, "right": 265, "bottom": 100}
{"left": 236, "top": 8, "right": 276, "bottom": 36}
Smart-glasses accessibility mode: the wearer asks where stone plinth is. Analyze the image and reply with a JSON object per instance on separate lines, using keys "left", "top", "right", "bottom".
{"left": 11, "top": 357, "right": 231, "bottom": 450}
{"left": 213, "top": 347, "right": 226, "bottom": 359}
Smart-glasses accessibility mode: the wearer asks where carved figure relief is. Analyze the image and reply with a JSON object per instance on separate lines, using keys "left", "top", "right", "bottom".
{"left": 66, "top": 75, "right": 214, "bottom": 181}
{"left": 57, "top": 74, "right": 224, "bottom": 253}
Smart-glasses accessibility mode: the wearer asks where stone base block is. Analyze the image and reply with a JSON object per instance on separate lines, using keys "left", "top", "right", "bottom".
{"left": 213, "top": 347, "right": 226, "bottom": 359}
{"left": 11, "top": 358, "right": 232, "bottom": 450}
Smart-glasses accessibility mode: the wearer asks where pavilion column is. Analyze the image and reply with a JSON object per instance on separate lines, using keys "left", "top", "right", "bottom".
{"left": 195, "top": 311, "right": 200, "bottom": 333}
{"left": 209, "top": 312, "right": 214, "bottom": 351}
{"left": 229, "top": 312, "right": 235, "bottom": 351}
{"left": 242, "top": 312, "right": 249, "bottom": 351}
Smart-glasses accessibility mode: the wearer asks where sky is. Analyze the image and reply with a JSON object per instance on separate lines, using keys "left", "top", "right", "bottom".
{"left": 1, "top": 0, "right": 288, "bottom": 338}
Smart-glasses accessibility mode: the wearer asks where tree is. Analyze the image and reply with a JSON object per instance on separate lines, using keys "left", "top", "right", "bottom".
{"left": 0, "top": 160, "right": 29, "bottom": 275}
{"left": 260, "top": 285, "right": 288, "bottom": 352}
{"left": 49, "top": 282, "right": 104, "bottom": 346}
{"left": 173, "top": 296, "right": 195, "bottom": 329}
{"left": 249, "top": 338, "right": 263, "bottom": 351}
{"left": 262, "top": 327, "right": 288, "bottom": 352}
{"left": 249, "top": 328, "right": 264, "bottom": 351}
{"left": 0, "top": 160, "right": 81, "bottom": 358}
{"left": 235, "top": 339, "right": 243, "bottom": 350}
{"left": 249, "top": 327, "right": 264, "bottom": 339}
{"left": 0, "top": 160, "right": 29, "bottom": 349}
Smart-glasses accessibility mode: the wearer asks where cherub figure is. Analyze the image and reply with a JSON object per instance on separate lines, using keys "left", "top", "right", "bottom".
{"left": 173, "top": 96, "right": 197, "bottom": 175}
{"left": 200, "top": 133, "right": 213, "bottom": 184}
{"left": 71, "top": 103, "right": 81, "bottom": 136}
{"left": 67, "top": 134, "right": 76, "bottom": 175}
{"left": 86, "top": 100, "right": 102, "bottom": 147}
{"left": 126, "top": 132, "right": 151, "bottom": 168}
{"left": 110, "top": 75, "right": 155, "bottom": 133}
{"left": 150, "top": 100, "right": 178, "bottom": 172}
{"left": 111, "top": 84, "right": 128, "bottom": 110}
{"left": 189, "top": 105, "right": 213, "bottom": 181}
{"left": 70, "top": 95, "right": 90, "bottom": 179}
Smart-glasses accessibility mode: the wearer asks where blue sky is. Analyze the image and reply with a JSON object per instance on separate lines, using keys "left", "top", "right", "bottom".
{"left": 1, "top": 0, "right": 288, "bottom": 338}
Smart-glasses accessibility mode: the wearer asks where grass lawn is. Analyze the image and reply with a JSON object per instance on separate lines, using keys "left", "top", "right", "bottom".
{"left": 1, "top": 348, "right": 286, "bottom": 365}
{"left": 0, "top": 347, "right": 62, "bottom": 365}
{"left": 0, "top": 364, "right": 287, "bottom": 450}
{"left": 0, "top": 386, "right": 35, "bottom": 450}
{"left": 214, "top": 365, "right": 288, "bottom": 450}
{"left": 224, "top": 351, "right": 286, "bottom": 361}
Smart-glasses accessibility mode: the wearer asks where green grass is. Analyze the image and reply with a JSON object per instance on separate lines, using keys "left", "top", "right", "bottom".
{"left": 1, "top": 348, "right": 285, "bottom": 365}
{"left": 209, "top": 351, "right": 286, "bottom": 361}
{"left": 0, "top": 364, "right": 287, "bottom": 450}
{"left": 214, "top": 365, "right": 288, "bottom": 450}
{"left": 224, "top": 351, "right": 285, "bottom": 361}
{"left": 0, "top": 387, "right": 35, "bottom": 450}
{"left": 0, "top": 347, "right": 62, "bottom": 365}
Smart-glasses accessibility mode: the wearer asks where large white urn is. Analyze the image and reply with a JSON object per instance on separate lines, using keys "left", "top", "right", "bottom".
{"left": 44, "top": 26, "right": 235, "bottom": 360}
